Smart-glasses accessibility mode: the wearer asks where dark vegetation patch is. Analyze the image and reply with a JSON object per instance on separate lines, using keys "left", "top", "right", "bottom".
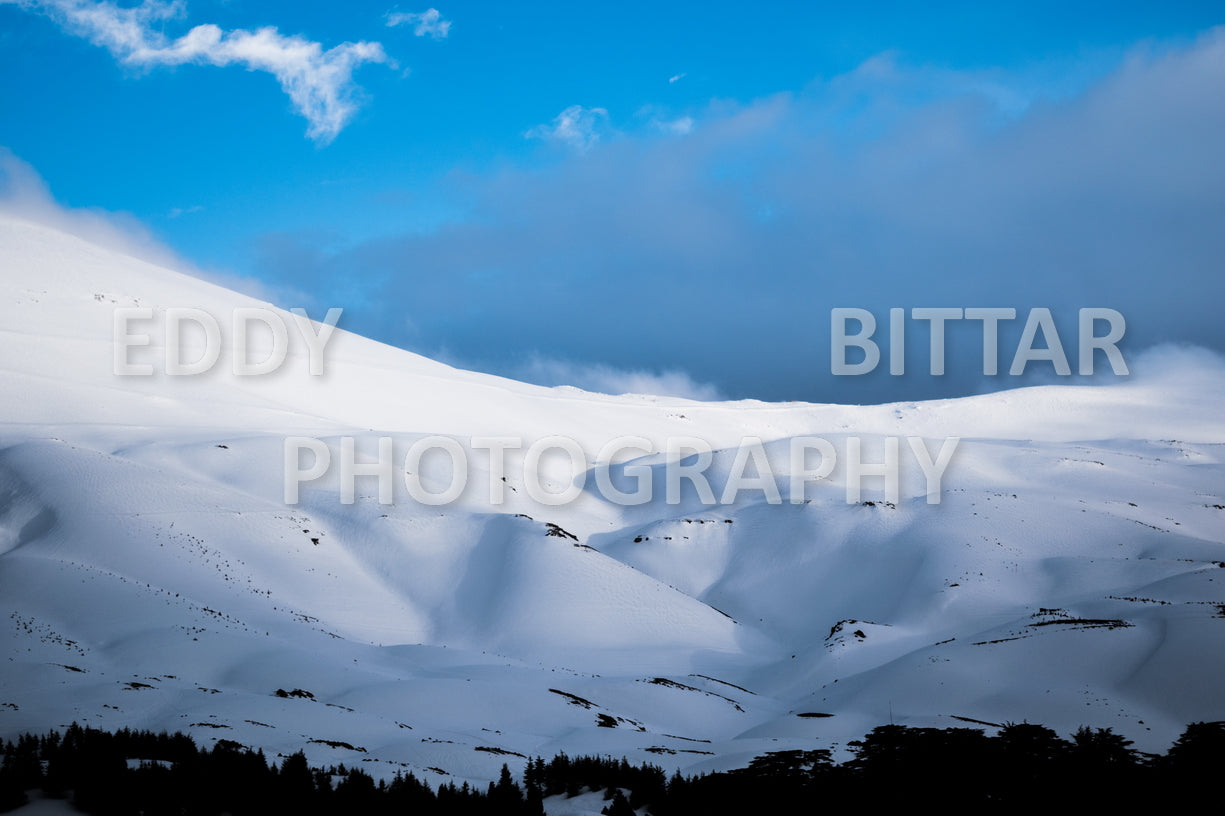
{"left": 475, "top": 746, "right": 527, "bottom": 758}
{"left": 950, "top": 715, "right": 1004, "bottom": 728}
{"left": 826, "top": 619, "right": 881, "bottom": 642}
{"left": 689, "top": 674, "right": 755, "bottom": 695}
{"left": 646, "top": 677, "right": 701, "bottom": 692}
{"left": 544, "top": 523, "right": 578, "bottom": 541}
{"left": 642, "top": 678, "right": 742, "bottom": 710}
{"left": 548, "top": 689, "right": 595, "bottom": 709}
{"left": 307, "top": 739, "right": 366, "bottom": 753}
{"left": 971, "top": 635, "right": 1031, "bottom": 646}
{"left": 274, "top": 688, "right": 315, "bottom": 699}
{"left": 3, "top": 720, "right": 1222, "bottom": 813}
{"left": 1027, "top": 618, "right": 1132, "bottom": 630}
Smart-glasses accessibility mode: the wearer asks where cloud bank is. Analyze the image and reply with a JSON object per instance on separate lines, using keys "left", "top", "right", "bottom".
{"left": 253, "top": 28, "right": 1225, "bottom": 403}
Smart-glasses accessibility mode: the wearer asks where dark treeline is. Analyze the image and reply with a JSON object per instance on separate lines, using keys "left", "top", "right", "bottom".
{"left": 2, "top": 719, "right": 1224, "bottom": 814}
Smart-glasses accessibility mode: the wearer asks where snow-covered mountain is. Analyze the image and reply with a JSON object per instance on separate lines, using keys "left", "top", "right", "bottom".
{"left": 1, "top": 212, "right": 1223, "bottom": 787}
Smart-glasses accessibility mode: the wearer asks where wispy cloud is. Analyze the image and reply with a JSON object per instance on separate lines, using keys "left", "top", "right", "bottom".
{"left": 3, "top": 0, "right": 391, "bottom": 143}
{"left": 668, "top": 72, "right": 686, "bottom": 84}
{"left": 167, "top": 204, "right": 203, "bottom": 219}
{"left": 525, "top": 104, "right": 611, "bottom": 151}
{"left": 385, "top": 7, "right": 450, "bottom": 39}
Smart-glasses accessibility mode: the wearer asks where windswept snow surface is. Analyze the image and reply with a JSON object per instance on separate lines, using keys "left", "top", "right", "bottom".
{"left": 1, "top": 213, "right": 1224, "bottom": 786}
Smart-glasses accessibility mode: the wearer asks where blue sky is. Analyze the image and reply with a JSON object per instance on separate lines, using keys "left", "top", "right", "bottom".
{"left": 2, "top": 1, "right": 1223, "bottom": 402}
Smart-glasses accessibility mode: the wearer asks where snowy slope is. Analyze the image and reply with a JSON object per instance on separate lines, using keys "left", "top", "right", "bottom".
{"left": 1, "top": 212, "right": 1224, "bottom": 786}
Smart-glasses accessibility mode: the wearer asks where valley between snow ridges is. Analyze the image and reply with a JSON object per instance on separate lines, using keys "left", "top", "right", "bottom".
{"left": 1, "top": 213, "right": 1224, "bottom": 787}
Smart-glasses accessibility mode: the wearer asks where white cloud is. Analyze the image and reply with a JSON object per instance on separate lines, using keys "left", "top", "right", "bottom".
{"left": 652, "top": 115, "right": 693, "bottom": 135}
{"left": 0, "top": 148, "right": 276, "bottom": 300}
{"left": 385, "top": 7, "right": 450, "bottom": 39}
{"left": 1124, "top": 344, "right": 1225, "bottom": 385}
{"left": 525, "top": 105, "right": 611, "bottom": 151}
{"left": 0, "top": 146, "right": 183, "bottom": 268}
{"left": 517, "top": 355, "right": 725, "bottom": 401}
{"left": 668, "top": 72, "right": 686, "bottom": 84}
{"left": 5, "top": 0, "right": 391, "bottom": 143}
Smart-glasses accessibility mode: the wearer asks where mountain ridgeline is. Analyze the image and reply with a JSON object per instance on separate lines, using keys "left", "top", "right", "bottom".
{"left": 1, "top": 214, "right": 1224, "bottom": 788}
